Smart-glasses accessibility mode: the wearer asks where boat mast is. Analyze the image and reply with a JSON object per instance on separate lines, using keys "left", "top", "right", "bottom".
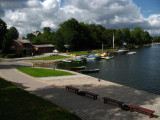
{"left": 102, "top": 42, "right": 104, "bottom": 53}
{"left": 113, "top": 33, "right": 115, "bottom": 49}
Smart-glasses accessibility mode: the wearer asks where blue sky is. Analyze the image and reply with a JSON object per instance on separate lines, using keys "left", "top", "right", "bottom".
{"left": 133, "top": 0, "right": 160, "bottom": 17}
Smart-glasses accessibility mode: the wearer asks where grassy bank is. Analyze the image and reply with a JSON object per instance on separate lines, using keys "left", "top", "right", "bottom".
{"left": 17, "top": 67, "right": 74, "bottom": 77}
{"left": 31, "top": 55, "right": 70, "bottom": 60}
{"left": 0, "top": 77, "right": 81, "bottom": 120}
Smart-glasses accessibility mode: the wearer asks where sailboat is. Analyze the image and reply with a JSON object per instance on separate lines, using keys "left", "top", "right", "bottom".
{"left": 115, "top": 32, "right": 129, "bottom": 53}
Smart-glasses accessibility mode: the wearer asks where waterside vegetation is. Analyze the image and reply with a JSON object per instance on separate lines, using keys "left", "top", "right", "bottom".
{"left": 31, "top": 55, "right": 70, "bottom": 60}
{"left": 27, "top": 18, "right": 153, "bottom": 52}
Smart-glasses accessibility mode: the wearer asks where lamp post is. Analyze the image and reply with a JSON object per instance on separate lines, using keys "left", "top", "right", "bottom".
{"left": 64, "top": 44, "right": 70, "bottom": 54}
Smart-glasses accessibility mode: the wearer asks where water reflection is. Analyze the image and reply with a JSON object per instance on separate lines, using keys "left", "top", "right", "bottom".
{"left": 45, "top": 45, "right": 160, "bottom": 95}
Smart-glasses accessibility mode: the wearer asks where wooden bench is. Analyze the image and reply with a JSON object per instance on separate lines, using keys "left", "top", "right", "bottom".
{"left": 129, "top": 105, "right": 155, "bottom": 118}
{"left": 80, "top": 91, "right": 98, "bottom": 100}
{"left": 103, "top": 97, "right": 124, "bottom": 108}
{"left": 66, "top": 86, "right": 79, "bottom": 93}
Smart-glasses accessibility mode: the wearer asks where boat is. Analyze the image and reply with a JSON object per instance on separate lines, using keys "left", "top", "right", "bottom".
{"left": 105, "top": 56, "right": 114, "bottom": 60}
{"left": 115, "top": 48, "right": 129, "bottom": 53}
{"left": 126, "top": 51, "right": 136, "bottom": 55}
{"left": 80, "top": 69, "right": 99, "bottom": 73}
{"left": 62, "top": 60, "right": 72, "bottom": 63}
{"left": 86, "top": 54, "right": 101, "bottom": 60}
{"left": 72, "top": 58, "right": 83, "bottom": 62}
{"left": 105, "top": 56, "right": 110, "bottom": 60}
{"left": 70, "top": 66, "right": 86, "bottom": 70}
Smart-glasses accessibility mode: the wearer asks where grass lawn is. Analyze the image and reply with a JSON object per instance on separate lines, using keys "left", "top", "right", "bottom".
{"left": 70, "top": 51, "right": 89, "bottom": 56}
{"left": 17, "top": 67, "right": 74, "bottom": 77}
{"left": 0, "top": 77, "right": 81, "bottom": 120}
{"left": 31, "top": 55, "right": 70, "bottom": 60}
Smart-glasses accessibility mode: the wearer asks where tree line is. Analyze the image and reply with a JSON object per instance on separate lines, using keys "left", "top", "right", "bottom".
{"left": 0, "top": 18, "right": 19, "bottom": 53}
{"left": 27, "top": 18, "right": 153, "bottom": 51}
{"left": 0, "top": 17, "right": 159, "bottom": 54}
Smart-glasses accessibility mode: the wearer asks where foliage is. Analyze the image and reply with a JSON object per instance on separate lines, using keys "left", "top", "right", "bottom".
{"left": 17, "top": 67, "right": 74, "bottom": 77}
{"left": 2, "top": 27, "right": 18, "bottom": 53}
{"left": 0, "top": 77, "right": 81, "bottom": 120}
{"left": 0, "top": 18, "right": 7, "bottom": 49}
{"left": 153, "top": 36, "right": 160, "bottom": 42}
{"left": 9, "top": 27, "right": 19, "bottom": 40}
{"left": 27, "top": 18, "right": 153, "bottom": 51}
{"left": 31, "top": 55, "right": 70, "bottom": 60}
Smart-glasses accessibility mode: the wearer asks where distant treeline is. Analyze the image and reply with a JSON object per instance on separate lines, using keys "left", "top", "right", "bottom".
{"left": 27, "top": 18, "right": 153, "bottom": 51}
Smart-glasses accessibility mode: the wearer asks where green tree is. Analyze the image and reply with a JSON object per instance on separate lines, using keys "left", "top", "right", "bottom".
{"left": 141, "top": 31, "right": 152, "bottom": 44}
{"left": 27, "top": 33, "right": 36, "bottom": 41}
{"left": 43, "top": 27, "right": 51, "bottom": 34}
{"left": 2, "top": 27, "right": 19, "bottom": 53}
{"left": 131, "top": 27, "right": 144, "bottom": 45}
{"left": 153, "top": 36, "right": 160, "bottom": 42}
{"left": 102, "top": 29, "right": 113, "bottom": 48}
{"left": 57, "top": 18, "right": 83, "bottom": 51}
{"left": 0, "top": 18, "right": 7, "bottom": 49}
{"left": 42, "top": 27, "right": 52, "bottom": 43}
{"left": 122, "top": 28, "right": 131, "bottom": 44}
{"left": 115, "top": 29, "right": 123, "bottom": 47}
{"left": 9, "top": 27, "right": 19, "bottom": 40}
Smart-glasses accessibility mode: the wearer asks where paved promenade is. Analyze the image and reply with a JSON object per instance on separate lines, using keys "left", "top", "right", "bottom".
{"left": 0, "top": 54, "right": 160, "bottom": 120}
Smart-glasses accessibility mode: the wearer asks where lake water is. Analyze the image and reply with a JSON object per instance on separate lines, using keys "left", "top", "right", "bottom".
{"left": 56, "top": 44, "right": 160, "bottom": 95}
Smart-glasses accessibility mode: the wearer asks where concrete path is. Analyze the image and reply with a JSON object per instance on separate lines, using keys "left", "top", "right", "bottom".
{"left": 0, "top": 55, "right": 160, "bottom": 120}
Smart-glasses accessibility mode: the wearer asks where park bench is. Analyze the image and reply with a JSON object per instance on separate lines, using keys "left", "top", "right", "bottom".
{"left": 80, "top": 91, "right": 98, "bottom": 100}
{"left": 129, "top": 105, "right": 155, "bottom": 118}
{"left": 103, "top": 97, "right": 124, "bottom": 108}
{"left": 66, "top": 86, "right": 79, "bottom": 93}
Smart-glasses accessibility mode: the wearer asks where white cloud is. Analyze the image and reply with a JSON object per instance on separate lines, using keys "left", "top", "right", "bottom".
{"left": 0, "top": 0, "right": 160, "bottom": 36}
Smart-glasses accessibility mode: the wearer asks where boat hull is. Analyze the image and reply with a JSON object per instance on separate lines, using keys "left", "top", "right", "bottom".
{"left": 70, "top": 66, "right": 86, "bottom": 70}
{"left": 80, "top": 69, "right": 99, "bottom": 73}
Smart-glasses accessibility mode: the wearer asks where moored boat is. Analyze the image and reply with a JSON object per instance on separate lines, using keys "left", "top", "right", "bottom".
{"left": 62, "top": 60, "right": 72, "bottom": 63}
{"left": 86, "top": 54, "right": 101, "bottom": 60}
{"left": 72, "top": 58, "right": 83, "bottom": 62}
{"left": 70, "top": 66, "right": 86, "bottom": 70}
{"left": 80, "top": 69, "right": 99, "bottom": 73}
{"left": 105, "top": 56, "right": 114, "bottom": 60}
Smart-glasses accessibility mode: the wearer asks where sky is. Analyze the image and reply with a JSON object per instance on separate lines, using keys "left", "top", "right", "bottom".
{"left": 0, "top": 0, "right": 160, "bottom": 36}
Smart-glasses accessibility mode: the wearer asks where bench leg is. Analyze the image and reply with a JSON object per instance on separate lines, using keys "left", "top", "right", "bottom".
{"left": 103, "top": 99, "right": 107, "bottom": 103}
{"left": 118, "top": 104, "right": 121, "bottom": 108}
{"left": 94, "top": 96, "right": 97, "bottom": 100}
{"left": 149, "top": 114, "right": 153, "bottom": 118}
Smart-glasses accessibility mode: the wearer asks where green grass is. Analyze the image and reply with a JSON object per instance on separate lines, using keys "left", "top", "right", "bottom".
{"left": 31, "top": 55, "right": 70, "bottom": 60}
{"left": 70, "top": 51, "right": 89, "bottom": 56}
{"left": 17, "top": 67, "right": 74, "bottom": 77}
{"left": 0, "top": 77, "right": 81, "bottom": 120}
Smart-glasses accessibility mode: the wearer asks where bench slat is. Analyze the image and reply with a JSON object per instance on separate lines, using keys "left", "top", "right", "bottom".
{"left": 103, "top": 97, "right": 124, "bottom": 108}
{"left": 66, "top": 86, "right": 79, "bottom": 93}
{"left": 129, "top": 105, "right": 155, "bottom": 118}
{"left": 80, "top": 91, "right": 98, "bottom": 100}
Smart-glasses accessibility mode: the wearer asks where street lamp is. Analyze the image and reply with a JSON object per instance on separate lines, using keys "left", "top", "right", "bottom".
{"left": 64, "top": 44, "right": 70, "bottom": 54}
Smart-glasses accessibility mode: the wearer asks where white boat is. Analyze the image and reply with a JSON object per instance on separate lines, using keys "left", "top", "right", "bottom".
{"left": 86, "top": 54, "right": 101, "bottom": 60}
{"left": 126, "top": 51, "right": 136, "bottom": 55}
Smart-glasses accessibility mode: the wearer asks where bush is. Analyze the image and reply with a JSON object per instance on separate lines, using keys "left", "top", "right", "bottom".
{"left": 4, "top": 54, "right": 17, "bottom": 58}
{"left": 0, "top": 54, "right": 5, "bottom": 58}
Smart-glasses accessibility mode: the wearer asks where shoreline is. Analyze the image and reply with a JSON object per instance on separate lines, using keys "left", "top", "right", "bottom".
{"left": 1, "top": 54, "right": 160, "bottom": 120}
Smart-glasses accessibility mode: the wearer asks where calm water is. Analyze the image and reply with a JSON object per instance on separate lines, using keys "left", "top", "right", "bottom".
{"left": 56, "top": 44, "right": 160, "bottom": 95}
